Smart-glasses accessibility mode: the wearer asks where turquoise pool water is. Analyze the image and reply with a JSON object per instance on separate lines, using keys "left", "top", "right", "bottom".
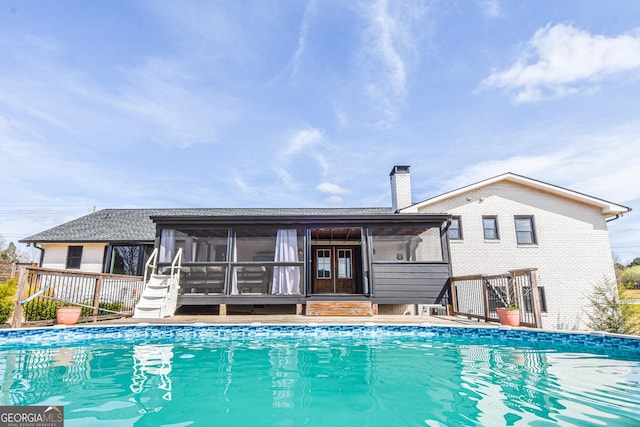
{"left": 1, "top": 325, "right": 640, "bottom": 426}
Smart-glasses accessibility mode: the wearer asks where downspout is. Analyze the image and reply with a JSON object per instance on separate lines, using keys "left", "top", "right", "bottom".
{"left": 606, "top": 206, "right": 631, "bottom": 222}
{"left": 33, "top": 243, "right": 45, "bottom": 267}
{"left": 441, "top": 219, "right": 454, "bottom": 311}
{"left": 606, "top": 214, "right": 622, "bottom": 223}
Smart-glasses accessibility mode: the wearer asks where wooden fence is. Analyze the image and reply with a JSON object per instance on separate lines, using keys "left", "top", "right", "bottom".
{"left": 450, "top": 268, "right": 542, "bottom": 328}
{"left": 11, "top": 266, "right": 145, "bottom": 328}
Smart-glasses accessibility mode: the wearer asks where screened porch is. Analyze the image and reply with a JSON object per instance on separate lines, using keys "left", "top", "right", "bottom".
{"left": 150, "top": 212, "right": 452, "bottom": 309}
{"left": 157, "top": 227, "right": 305, "bottom": 299}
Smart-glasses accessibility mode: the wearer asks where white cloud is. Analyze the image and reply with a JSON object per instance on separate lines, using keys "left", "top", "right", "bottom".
{"left": 367, "top": 0, "right": 408, "bottom": 97}
{"left": 356, "top": 0, "right": 426, "bottom": 125}
{"left": 316, "top": 182, "right": 349, "bottom": 194}
{"left": 290, "top": 0, "right": 317, "bottom": 78}
{"left": 282, "top": 127, "right": 324, "bottom": 157}
{"left": 475, "top": 0, "right": 501, "bottom": 18}
{"left": 110, "top": 57, "right": 240, "bottom": 147}
{"left": 441, "top": 128, "right": 640, "bottom": 203}
{"left": 0, "top": 36, "right": 239, "bottom": 149}
{"left": 482, "top": 24, "right": 640, "bottom": 102}
{"left": 334, "top": 107, "right": 349, "bottom": 129}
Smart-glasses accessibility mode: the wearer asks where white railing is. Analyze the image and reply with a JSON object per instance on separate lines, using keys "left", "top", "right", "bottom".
{"left": 143, "top": 248, "right": 159, "bottom": 284}
{"left": 165, "top": 248, "right": 183, "bottom": 316}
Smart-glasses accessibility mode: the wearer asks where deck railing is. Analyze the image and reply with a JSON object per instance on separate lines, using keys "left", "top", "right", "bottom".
{"left": 450, "top": 268, "right": 542, "bottom": 328}
{"left": 10, "top": 266, "right": 145, "bottom": 328}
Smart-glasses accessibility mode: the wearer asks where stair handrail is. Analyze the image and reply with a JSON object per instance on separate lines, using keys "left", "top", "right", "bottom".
{"left": 170, "top": 247, "right": 183, "bottom": 280}
{"left": 143, "top": 248, "right": 159, "bottom": 284}
{"left": 166, "top": 248, "right": 183, "bottom": 316}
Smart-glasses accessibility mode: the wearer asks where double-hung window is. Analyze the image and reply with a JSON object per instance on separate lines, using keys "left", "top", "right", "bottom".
{"left": 66, "top": 246, "right": 83, "bottom": 269}
{"left": 515, "top": 216, "right": 536, "bottom": 244}
{"left": 482, "top": 216, "right": 499, "bottom": 240}
{"left": 448, "top": 217, "right": 462, "bottom": 240}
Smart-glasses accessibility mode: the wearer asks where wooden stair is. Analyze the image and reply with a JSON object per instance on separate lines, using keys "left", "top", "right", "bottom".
{"left": 305, "top": 301, "right": 375, "bottom": 316}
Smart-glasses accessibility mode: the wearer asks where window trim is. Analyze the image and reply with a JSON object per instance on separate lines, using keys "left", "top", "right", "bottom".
{"left": 514, "top": 216, "right": 537, "bottom": 245}
{"left": 482, "top": 216, "right": 499, "bottom": 240}
{"left": 66, "top": 246, "right": 83, "bottom": 269}
{"left": 448, "top": 217, "right": 463, "bottom": 240}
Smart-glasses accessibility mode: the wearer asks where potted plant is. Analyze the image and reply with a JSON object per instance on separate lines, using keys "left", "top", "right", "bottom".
{"left": 56, "top": 305, "right": 82, "bottom": 325}
{"left": 496, "top": 305, "right": 520, "bottom": 327}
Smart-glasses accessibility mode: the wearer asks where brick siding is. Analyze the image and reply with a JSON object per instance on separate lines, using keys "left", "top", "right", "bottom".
{"left": 418, "top": 181, "right": 617, "bottom": 330}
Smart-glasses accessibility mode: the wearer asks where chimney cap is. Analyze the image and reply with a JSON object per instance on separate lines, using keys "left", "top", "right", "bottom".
{"left": 390, "top": 165, "right": 410, "bottom": 176}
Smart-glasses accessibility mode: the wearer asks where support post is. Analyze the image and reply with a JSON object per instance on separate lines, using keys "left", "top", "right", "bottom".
{"left": 482, "top": 277, "right": 490, "bottom": 322}
{"left": 529, "top": 270, "right": 543, "bottom": 328}
{"left": 296, "top": 304, "right": 303, "bottom": 315}
{"left": 10, "top": 267, "right": 30, "bottom": 329}
{"left": 219, "top": 303, "right": 227, "bottom": 316}
{"left": 92, "top": 276, "right": 103, "bottom": 322}
{"left": 449, "top": 278, "right": 458, "bottom": 315}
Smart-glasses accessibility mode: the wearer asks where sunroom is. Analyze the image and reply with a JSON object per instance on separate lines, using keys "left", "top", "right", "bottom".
{"left": 151, "top": 213, "right": 452, "bottom": 310}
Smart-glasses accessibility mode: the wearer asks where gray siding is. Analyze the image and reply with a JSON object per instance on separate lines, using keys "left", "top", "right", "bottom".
{"left": 371, "top": 263, "right": 450, "bottom": 304}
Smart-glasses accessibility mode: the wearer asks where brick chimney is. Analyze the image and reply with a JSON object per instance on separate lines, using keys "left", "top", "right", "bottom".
{"left": 390, "top": 165, "right": 412, "bottom": 212}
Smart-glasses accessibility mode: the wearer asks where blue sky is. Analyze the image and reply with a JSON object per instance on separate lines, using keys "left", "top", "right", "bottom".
{"left": 0, "top": 0, "right": 639, "bottom": 263}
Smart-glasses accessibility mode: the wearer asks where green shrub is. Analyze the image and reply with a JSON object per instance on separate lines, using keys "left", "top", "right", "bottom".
{"left": 23, "top": 299, "right": 60, "bottom": 321}
{"left": 0, "top": 278, "right": 18, "bottom": 324}
{"left": 619, "top": 266, "right": 640, "bottom": 289}
{"left": 80, "top": 302, "right": 124, "bottom": 317}
{"left": 587, "top": 280, "right": 638, "bottom": 335}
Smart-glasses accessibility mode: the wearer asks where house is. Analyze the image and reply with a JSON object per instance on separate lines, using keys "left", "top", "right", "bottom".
{"left": 21, "top": 166, "right": 629, "bottom": 328}
{"left": 396, "top": 169, "right": 630, "bottom": 329}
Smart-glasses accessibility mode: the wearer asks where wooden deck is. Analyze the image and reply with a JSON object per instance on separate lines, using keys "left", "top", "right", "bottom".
{"left": 305, "top": 301, "right": 375, "bottom": 316}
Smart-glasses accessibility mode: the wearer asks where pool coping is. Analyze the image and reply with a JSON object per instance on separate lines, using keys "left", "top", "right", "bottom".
{"left": 2, "top": 318, "right": 640, "bottom": 344}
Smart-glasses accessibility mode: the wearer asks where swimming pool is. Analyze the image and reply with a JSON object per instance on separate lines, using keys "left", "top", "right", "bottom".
{"left": 1, "top": 324, "right": 640, "bottom": 426}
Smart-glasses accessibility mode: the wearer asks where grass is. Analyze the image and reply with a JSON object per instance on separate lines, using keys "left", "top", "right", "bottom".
{"left": 622, "top": 289, "right": 640, "bottom": 299}
{"left": 620, "top": 288, "right": 640, "bottom": 335}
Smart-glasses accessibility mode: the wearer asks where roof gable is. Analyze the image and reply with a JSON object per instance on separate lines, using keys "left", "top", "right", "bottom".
{"left": 403, "top": 173, "right": 630, "bottom": 217}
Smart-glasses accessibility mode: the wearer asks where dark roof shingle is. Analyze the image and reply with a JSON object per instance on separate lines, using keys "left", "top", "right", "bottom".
{"left": 21, "top": 207, "right": 394, "bottom": 243}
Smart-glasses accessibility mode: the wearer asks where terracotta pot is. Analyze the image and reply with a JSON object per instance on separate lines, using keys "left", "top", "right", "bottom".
{"left": 496, "top": 307, "right": 520, "bottom": 327}
{"left": 57, "top": 306, "right": 82, "bottom": 325}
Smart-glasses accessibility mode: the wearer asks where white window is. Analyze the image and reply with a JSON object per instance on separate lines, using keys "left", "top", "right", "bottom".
{"left": 515, "top": 216, "right": 536, "bottom": 245}
{"left": 448, "top": 217, "right": 462, "bottom": 240}
{"left": 483, "top": 216, "right": 499, "bottom": 240}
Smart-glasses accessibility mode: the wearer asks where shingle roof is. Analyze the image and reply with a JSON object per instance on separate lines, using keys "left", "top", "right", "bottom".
{"left": 21, "top": 207, "right": 394, "bottom": 243}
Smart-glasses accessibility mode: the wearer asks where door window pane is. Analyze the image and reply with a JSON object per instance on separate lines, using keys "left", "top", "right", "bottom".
{"left": 338, "top": 249, "right": 352, "bottom": 279}
{"left": 317, "top": 249, "right": 331, "bottom": 278}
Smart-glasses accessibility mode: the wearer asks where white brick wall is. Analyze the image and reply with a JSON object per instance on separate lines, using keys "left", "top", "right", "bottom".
{"left": 391, "top": 168, "right": 412, "bottom": 212}
{"left": 41, "top": 243, "right": 107, "bottom": 273}
{"left": 418, "top": 181, "right": 617, "bottom": 330}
